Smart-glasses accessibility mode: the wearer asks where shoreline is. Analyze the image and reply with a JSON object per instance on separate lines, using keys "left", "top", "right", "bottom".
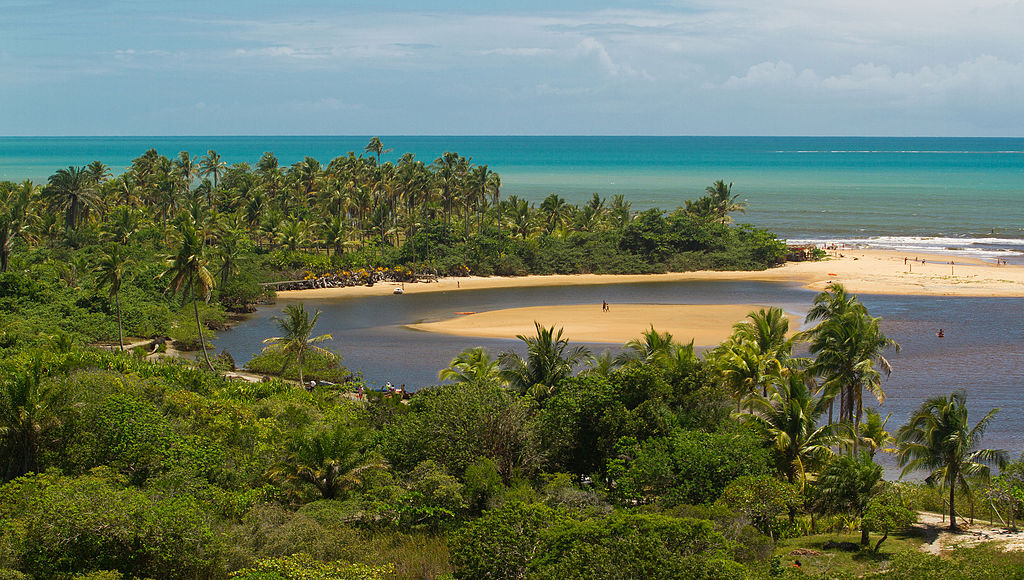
{"left": 276, "top": 249, "right": 1024, "bottom": 302}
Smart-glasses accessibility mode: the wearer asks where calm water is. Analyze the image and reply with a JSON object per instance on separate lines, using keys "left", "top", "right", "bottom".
{"left": 213, "top": 281, "right": 1024, "bottom": 460}
{"left": 2, "top": 136, "right": 1023, "bottom": 260}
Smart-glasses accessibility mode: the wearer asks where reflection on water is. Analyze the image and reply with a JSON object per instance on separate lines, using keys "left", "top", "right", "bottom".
{"left": 215, "top": 280, "right": 1024, "bottom": 461}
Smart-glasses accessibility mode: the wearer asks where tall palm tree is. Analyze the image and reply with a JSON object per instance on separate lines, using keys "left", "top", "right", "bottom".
{"left": 364, "top": 136, "right": 391, "bottom": 165}
{"left": 896, "top": 390, "right": 1007, "bottom": 530}
{"left": 162, "top": 220, "right": 217, "bottom": 371}
{"left": 499, "top": 323, "right": 590, "bottom": 397}
{"left": 199, "top": 150, "right": 227, "bottom": 193}
{"left": 806, "top": 308, "right": 899, "bottom": 433}
{"left": 44, "top": 166, "right": 101, "bottom": 231}
{"left": 262, "top": 303, "right": 333, "bottom": 387}
{"left": 735, "top": 370, "right": 847, "bottom": 489}
{"left": 439, "top": 347, "right": 501, "bottom": 386}
{"left": 268, "top": 423, "right": 386, "bottom": 500}
{"left": 95, "top": 244, "right": 131, "bottom": 351}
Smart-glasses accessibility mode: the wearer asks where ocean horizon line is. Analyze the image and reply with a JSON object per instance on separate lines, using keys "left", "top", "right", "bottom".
{"left": 4, "top": 134, "right": 1024, "bottom": 139}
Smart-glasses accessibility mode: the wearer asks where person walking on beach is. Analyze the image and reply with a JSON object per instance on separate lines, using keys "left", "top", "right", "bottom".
{"left": 602, "top": 300, "right": 607, "bottom": 312}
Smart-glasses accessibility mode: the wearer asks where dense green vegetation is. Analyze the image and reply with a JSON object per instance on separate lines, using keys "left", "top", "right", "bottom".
{"left": 1, "top": 281, "right": 1023, "bottom": 578}
{"left": 0, "top": 143, "right": 1021, "bottom": 578}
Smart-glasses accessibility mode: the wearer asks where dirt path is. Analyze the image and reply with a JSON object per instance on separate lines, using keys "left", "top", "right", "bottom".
{"left": 915, "top": 511, "right": 1024, "bottom": 554}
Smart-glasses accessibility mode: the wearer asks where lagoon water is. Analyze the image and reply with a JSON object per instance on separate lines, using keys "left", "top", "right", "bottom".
{"left": 3, "top": 135, "right": 1022, "bottom": 458}
{"left": 2, "top": 135, "right": 1024, "bottom": 260}
{"left": 213, "top": 279, "right": 1024, "bottom": 463}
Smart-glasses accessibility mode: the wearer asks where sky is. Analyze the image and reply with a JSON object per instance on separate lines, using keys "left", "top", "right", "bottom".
{"left": 2, "top": 0, "right": 1023, "bottom": 136}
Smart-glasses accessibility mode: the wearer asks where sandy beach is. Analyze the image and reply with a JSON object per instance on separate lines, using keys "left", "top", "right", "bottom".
{"left": 409, "top": 303, "right": 799, "bottom": 345}
{"left": 274, "top": 249, "right": 1023, "bottom": 344}
{"left": 278, "top": 249, "right": 1024, "bottom": 301}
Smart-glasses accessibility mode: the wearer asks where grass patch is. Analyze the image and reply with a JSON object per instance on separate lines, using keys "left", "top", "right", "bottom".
{"left": 775, "top": 530, "right": 926, "bottom": 577}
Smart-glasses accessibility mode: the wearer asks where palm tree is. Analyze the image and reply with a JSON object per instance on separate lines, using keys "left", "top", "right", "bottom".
{"left": 499, "top": 323, "right": 590, "bottom": 397}
{"left": 0, "top": 356, "right": 70, "bottom": 481}
{"left": 0, "top": 180, "right": 33, "bottom": 273}
{"left": 268, "top": 423, "right": 386, "bottom": 500}
{"left": 95, "top": 244, "right": 131, "bottom": 351}
{"left": 262, "top": 303, "right": 333, "bottom": 387}
{"left": 858, "top": 408, "right": 894, "bottom": 459}
{"left": 735, "top": 370, "right": 847, "bottom": 489}
{"left": 716, "top": 340, "right": 780, "bottom": 412}
{"left": 199, "top": 150, "right": 227, "bottom": 193}
{"left": 896, "top": 390, "right": 1007, "bottom": 530}
{"left": 162, "top": 220, "right": 217, "bottom": 371}
{"left": 616, "top": 325, "right": 676, "bottom": 366}
{"left": 705, "top": 179, "right": 746, "bottom": 224}
{"left": 44, "top": 166, "right": 101, "bottom": 231}
{"left": 364, "top": 136, "right": 391, "bottom": 165}
{"left": 806, "top": 308, "right": 899, "bottom": 433}
{"left": 815, "top": 452, "right": 883, "bottom": 545}
{"left": 439, "top": 347, "right": 501, "bottom": 386}
{"left": 732, "top": 307, "right": 794, "bottom": 362}
{"left": 101, "top": 206, "right": 140, "bottom": 245}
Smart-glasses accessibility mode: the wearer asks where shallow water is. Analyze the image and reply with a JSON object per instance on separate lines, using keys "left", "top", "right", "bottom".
{"left": 214, "top": 281, "right": 1024, "bottom": 462}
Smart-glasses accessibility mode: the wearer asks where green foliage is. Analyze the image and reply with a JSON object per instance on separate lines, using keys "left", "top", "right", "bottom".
{"left": 246, "top": 345, "right": 352, "bottom": 384}
{"left": 717, "top": 476, "right": 800, "bottom": 539}
{"left": 381, "top": 382, "right": 538, "bottom": 482}
{"left": 528, "top": 512, "right": 746, "bottom": 580}
{"left": 230, "top": 553, "right": 393, "bottom": 580}
{"left": 0, "top": 469, "right": 218, "bottom": 579}
{"left": 449, "top": 502, "right": 570, "bottom": 580}
{"left": 608, "top": 428, "right": 771, "bottom": 506}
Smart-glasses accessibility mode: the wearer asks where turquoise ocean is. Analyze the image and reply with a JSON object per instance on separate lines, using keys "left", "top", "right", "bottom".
{"left": 2, "top": 136, "right": 1023, "bottom": 261}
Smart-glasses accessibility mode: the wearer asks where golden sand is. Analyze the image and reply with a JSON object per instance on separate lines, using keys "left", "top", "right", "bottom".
{"left": 408, "top": 303, "right": 799, "bottom": 345}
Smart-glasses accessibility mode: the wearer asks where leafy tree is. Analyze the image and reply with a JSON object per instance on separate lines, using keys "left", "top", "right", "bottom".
{"left": 529, "top": 512, "right": 744, "bottom": 580}
{"left": 262, "top": 303, "right": 333, "bottom": 387}
{"left": 717, "top": 475, "right": 800, "bottom": 540}
{"left": 896, "top": 389, "right": 1007, "bottom": 530}
{"left": 382, "top": 382, "right": 538, "bottom": 482}
{"left": 450, "top": 502, "right": 570, "bottom": 580}
{"left": 861, "top": 487, "right": 916, "bottom": 552}
{"left": 44, "top": 166, "right": 101, "bottom": 231}
{"left": 95, "top": 244, "right": 131, "bottom": 351}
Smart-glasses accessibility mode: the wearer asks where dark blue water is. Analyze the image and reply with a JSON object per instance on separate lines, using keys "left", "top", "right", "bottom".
{"left": 214, "top": 281, "right": 1024, "bottom": 459}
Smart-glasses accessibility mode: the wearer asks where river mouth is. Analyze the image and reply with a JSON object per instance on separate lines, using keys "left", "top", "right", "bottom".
{"left": 213, "top": 278, "right": 1024, "bottom": 475}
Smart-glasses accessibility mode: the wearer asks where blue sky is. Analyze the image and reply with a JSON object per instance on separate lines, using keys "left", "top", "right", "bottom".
{"left": 2, "top": 0, "right": 1023, "bottom": 136}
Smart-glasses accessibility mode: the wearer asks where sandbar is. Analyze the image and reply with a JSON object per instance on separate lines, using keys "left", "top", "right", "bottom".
{"left": 408, "top": 303, "right": 799, "bottom": 345}
{"left": 277, "top": 248, "right": 1024, "bottom": 301}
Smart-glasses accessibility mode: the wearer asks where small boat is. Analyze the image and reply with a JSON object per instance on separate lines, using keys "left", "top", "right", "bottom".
{"left": 393, "top": 287, "right": 404, "bottom": 295}
{"left": 454, "top": 311, "right": 476, "bottom": 315}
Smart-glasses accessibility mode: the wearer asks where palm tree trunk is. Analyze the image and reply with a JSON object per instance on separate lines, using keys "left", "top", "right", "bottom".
{"left": 115, "top": 291, "right": 124, "bottom": 351}
{"left": 297, "top": 349, "right": 304, "bottom": 387}
{"left": 193, "top": 297, "right": 215, "bottom": 371}
{"left": 949, "top": 484, "right": 958, "bottom": 530}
